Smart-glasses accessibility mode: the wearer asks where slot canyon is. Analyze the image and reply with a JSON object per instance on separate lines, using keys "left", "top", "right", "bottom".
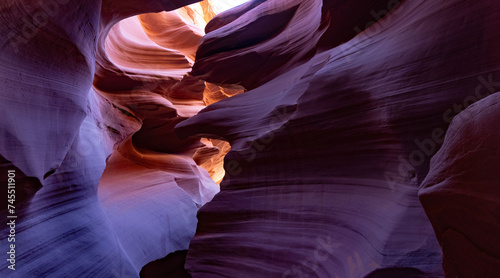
{"left": 1, "top": 0, "right": 500, "bottom": 277}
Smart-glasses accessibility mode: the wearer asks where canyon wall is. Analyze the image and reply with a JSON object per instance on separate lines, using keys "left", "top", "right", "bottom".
{"left": 0, "top": 0, "right": 218, "bottom": 277}
{"left": 1, "top": 0, "right": 500, "bottom": 277}
{"left": 419, "top": 91, "right": 500, "bottom": 277}
{"left": 177, "top": 0, "right": 500, "bottom": 277}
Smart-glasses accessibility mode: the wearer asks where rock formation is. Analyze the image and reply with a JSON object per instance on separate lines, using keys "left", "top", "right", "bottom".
{"left": 0, "top": 0, "right": 219, "bottom": 277}
{"left": 177, "top": 0, "right": 500, "bottom": 277}
{"left": 1, "top": 0, "right": 500, "bottom": 277}
{"left": 419, "top": 92, "right": 500, "bottom": 277}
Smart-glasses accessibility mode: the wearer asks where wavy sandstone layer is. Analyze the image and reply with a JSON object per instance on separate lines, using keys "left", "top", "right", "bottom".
{"left": 176, "top": 0, "right": 500, "bottom": 277}
{"left": 1, "top": 0, "right": 500, "bottom": 277}
{"left": 0, "top": 0, "right": 221, "bottom": 277}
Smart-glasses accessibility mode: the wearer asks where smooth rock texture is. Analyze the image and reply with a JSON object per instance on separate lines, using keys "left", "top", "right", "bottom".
{"left": 192, "top": 0, "right": 404, "bottom": 90}
{"left": 2, "top": 0, "right": 500, "bottom": 277}
{"left": 95, "top": 0, "right": 222, "bottom": 275}
{"left": 192, "top": 0, "right": 326, "bottom": 89}
{"left": 0, "top": 0, "right": 101, "bottom": 182}
{"left": 0, "top": 91, "right": 136, "bottom": 277}
{"left": 98, "top": 147, "right": 201, "bottom": 272}
{"left": 419, "top": 92, "right": 500, "bottom": 277}
{"left": 0, "top": 0, "right": 220, "bottom": 277}
{"left": 176, "top": 0, "right": 500, "bottom": 277}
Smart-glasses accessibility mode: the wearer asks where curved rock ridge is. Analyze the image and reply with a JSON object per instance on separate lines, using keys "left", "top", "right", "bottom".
{"left": 138, "top": 10, "right": 204, "bottom": 62}
{"left": 98, "top": 142, "right": 205, "bottom": 272}
{"left": 2, "top": 0, "right": 500, "bottom": 277}
{"left": 105, "top": 16, "right": 193, "bottom": 74}
{"left": 203, "top": 0, "right": 265, "bottom": 33}
{"left": 0, "top": 83, "right": 134, "bottom": 277}
{"left": 0, "top": 0, "right": 101, "bottom": 183}
{"left": 191, "top": 0, "right": 405, "bottom": 90}
{"left": 0, "top": 0, "right": 224, "bottom": 277}
{"left": 176, "top": 0, "right": 500, "bottom": 276}
{"left": 94, "top": 4, "right": 222, "bottom": 200}
{"left": 95, "top": 1, "right": 231, "bottom": 275}
{"left": 192, "top": 0, "right": 327, "bottom": 89}
{"left": 419, "top": 92, "right": 500, "bottom": 277}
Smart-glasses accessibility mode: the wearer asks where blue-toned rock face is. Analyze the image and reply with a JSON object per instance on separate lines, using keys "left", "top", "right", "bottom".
{"left": 0, "top": 1, "right": 217, "bottom": 277}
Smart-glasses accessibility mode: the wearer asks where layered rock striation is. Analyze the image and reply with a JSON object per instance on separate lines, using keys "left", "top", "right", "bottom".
{"left": 1, "top": 0, "right": 500, "bottom": 277}
{"left": 176, "top": 0, "right": 500, "bottom": 277}
{"left": 0, "top": 0, "right": 222, "bottom": 277}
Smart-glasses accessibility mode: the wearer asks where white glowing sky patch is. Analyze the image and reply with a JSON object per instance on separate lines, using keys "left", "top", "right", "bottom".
{"left": 212, "top": 0, "right": 251, "bottom": 12}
